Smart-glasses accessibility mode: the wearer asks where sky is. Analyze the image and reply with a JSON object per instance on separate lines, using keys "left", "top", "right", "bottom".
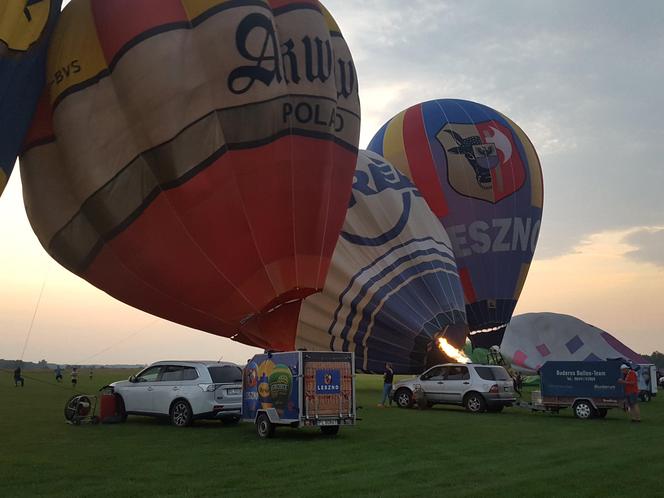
{"left": 1, "top": 0, "right": 663, "bottom": 366}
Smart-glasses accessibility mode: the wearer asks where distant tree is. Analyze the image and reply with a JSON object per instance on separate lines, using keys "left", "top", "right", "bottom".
{"left": 643, "top": 351, "right": 664, "bottom": 369}
{"left": 38, "top": 359, "right": 48, "bottom": 369}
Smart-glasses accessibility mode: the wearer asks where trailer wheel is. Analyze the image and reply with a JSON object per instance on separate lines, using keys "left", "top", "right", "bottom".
{"left": 640, "top": 392, "right": 651, "bottom": 403}
{"left": 596, "top": 408, "right": 608, "bottom": 418}
{"left": 256, "top": 413, "right": 275, "bottom": 439}
{"left": 320, "top": 425, "right": 339, "bottom": 436}
{"left": 573, "top": 400, "right": 594, "bottom": 420}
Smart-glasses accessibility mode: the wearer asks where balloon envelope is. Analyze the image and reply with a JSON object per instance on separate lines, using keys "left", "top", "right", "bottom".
{"left": 368, "top": 99, "right": 543, "bottom": 347}
{"left": 501, "top": 312, "right": 647, "bottom": 373}
{"left": 20, "top": 0, "right": 360, "bottom": 348}
{"left": 295, "top": 150, "right": 468, "bottom": 374}
{"left": 0, "top": 0, "right": 61, "bottom": 196}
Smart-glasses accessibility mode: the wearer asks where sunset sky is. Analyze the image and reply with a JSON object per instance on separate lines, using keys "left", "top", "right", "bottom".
{"left": 1, "top": 0, "right": 662, "bottom": 366}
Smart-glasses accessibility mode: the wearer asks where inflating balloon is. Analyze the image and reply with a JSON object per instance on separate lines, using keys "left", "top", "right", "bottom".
{"left": 20, "top": 0, "right": 360, "bottom": 348}
{"left": 295, "top": 150, "right": 468, "bottom": 374}
{"left": 0, "top": 0, "right": 61, "bottom": 196}
{"left": 368, "top": 99, "right": 543, "bottom": 348}
{"left": 502, "top": 313, "right": 646, "bottom": 373}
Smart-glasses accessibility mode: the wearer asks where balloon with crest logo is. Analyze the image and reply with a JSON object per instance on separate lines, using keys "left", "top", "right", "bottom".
{"left": 20, "top": 0, "right": 360, "bottom": 348}
{"left": 293, "top": 150, "right": 468, "bottom": 374}
{"left": 368, "top": 99, "right": 543, "bottom": 348}
{"left": 0, "top": 0, "right": 61, "bottom": 196}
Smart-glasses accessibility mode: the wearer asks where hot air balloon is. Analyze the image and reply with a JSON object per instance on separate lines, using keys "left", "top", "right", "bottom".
{"left": 0, "top": 0, "right": 61, "bottom": 196}
{"left": 20, "top": 0, "right": 360, "bottom": 349}
{"left": 368, "top": 99, "right": 543, "bottom": 348}
{"left": 501, "top": 312, "right": 647, "bottom": 373}
{"left": 294, "top": 150, "right": 468, "bottom": 374}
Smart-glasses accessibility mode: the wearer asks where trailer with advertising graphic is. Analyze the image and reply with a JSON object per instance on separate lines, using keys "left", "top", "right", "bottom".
{"left": 242, "top": 351, "right": 356, "bottom": 438}
{"left": 530, "top": 361, "right": 625, "bottom": 419}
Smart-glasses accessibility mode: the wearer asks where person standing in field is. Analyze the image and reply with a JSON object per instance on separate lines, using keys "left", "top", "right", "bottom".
{"left": 14, "top": 365, "right": 25, "bottom": 387}
{"left": 618, "top": 364, "right": 641, "bottom": 422}
{"left": 378, "top": 362, "right": 394, "bottom": 407}
{"left": 55, "top": 366, "right": 63, "bottom": 382}
{"left": 71, "top": 367, "right": 79, "bottom": 388}
{"left": 89, "top": 369, "right": 93, "bottom": 382}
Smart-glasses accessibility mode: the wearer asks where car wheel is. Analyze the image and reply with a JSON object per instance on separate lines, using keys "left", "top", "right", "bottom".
{"left": 573, "top": 400, "right": 594, "bottom": 420}
{"left": 641, "top": 392, "right": 651, "bottom": 403}
{"left": 395, "top": 389, "right": 413, "bottom": 408}
{"left": 464, "top": 393, "right": 486, "bottom": 413}
{"left": 256, "top": 413, "right": 275, "bottom": 439}
{"left": 170, "top": 399, "right": 193, "bottom": 427}
{"left": 320, "top": 425, "right": 340, "bottom": 436}
{"left": 596, "top": 408, "right": 608, "bottom": 418}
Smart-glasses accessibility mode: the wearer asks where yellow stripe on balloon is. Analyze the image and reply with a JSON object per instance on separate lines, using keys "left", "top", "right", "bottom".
{"left": 0, "top": 0, "right": 50, "bottom": 52}
{"left": 47, "top": 0, "right": 108, "bottom": 105}
{"left": 383, "top": 111, "right": 413, "bottom": 180}
{"left": 319, "top": 3, "right": 341, "bottom": 33}
{"left": 180, "top": 0, "right": 240, "bottom": 21}
{"left": 500, "top": 112, "right": 543, "bottom": 209}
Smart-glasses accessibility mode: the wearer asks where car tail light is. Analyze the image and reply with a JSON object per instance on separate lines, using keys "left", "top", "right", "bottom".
{"left": 489, "top": 384, "right": 499, "bottom": 393}
{"left": 198, "top": 384, "right": 218, "bottom": 392}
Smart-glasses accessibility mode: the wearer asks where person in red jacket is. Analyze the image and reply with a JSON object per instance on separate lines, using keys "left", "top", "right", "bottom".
{"left": 618, "top": 364, "right": 641, "bottom": 422}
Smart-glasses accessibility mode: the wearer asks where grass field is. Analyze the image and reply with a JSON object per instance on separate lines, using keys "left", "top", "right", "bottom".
{"left": 1, "top": 369, "right": 663, "bottom": 497}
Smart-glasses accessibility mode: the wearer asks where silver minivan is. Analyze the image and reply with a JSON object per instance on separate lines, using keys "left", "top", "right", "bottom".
{"left": 111, "top": 361, "right": 243, "bottom": 426}
{"left": 391, "top": 363, "right": 515, "bottom": 413}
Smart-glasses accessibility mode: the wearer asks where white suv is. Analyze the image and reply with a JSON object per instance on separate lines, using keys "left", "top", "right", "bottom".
{"left": 391, "top": 363, "right": 515, "bottom": 413}
{"left": 111, "top": 361, "right": 243, "bottom": 427}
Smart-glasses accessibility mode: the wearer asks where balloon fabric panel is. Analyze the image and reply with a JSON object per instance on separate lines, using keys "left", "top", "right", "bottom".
{"left": 502, "top": 313, "right": 646, "bottom": 373}
{"left": 0, "top": 0, "right": 61, "bottom": 196}
{"left": 20, "top": 0, "right": 360, "bottom": 348}
{"left": 368, "top": 99, "right": 543, "bottom": 347}
{"left": 296, "top": 151, "right": 468, "bottom": 374}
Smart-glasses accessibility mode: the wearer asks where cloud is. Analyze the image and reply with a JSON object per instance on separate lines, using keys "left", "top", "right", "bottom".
{"left": 624, "top": 227, "right": 664, "bottom": 267}
{"left": 326, "top": 0, "right": 664, "bottom": 259}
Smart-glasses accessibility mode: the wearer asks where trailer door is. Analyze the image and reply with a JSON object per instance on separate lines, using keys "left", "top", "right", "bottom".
{"left": 303, "top": 353, "right": 353, "bottom": 419}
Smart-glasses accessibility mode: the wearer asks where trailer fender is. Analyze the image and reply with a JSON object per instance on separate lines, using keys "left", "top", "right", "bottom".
{"left": 255, "top": 408, "right": 280, "bottom": 424}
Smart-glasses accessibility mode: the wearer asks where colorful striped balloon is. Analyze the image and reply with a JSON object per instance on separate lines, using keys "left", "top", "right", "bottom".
{"left": 368, "top": 99, "right": 543, "bottom": 348}
{"left": 294, "top": 150, "right": 468, "bottom": 374}
{"left": 20, "top": 0, "right": 360, "bottom": 349}
{"left": 0, "top": 0, "right": 61, "bottom": 196}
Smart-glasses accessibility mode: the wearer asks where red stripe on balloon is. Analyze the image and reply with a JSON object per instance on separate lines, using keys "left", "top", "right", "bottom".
{"left": 458, "top": 267, "right": 476, "bottom": 303}
{"left": 82, "top": 135, "right": 355, "bottom": 348}
{"left": 21, "top": 91, "right": 54, "bottom": 150}
{"left": 402, "top": 106, "right": 448, "bottom": 217}
{"left": 237, "top": 301, "right": 302, "bottom": 351}
{"left": 91, "top": 0, "right": 188, "bottom": 65}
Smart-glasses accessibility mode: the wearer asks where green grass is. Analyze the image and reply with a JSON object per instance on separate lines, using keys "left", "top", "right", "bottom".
{"left": 1, "top": 370, "right": 663, "bottom": 497}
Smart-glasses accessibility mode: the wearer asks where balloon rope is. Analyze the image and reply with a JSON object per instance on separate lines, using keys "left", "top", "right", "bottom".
{"left": 19, "top": 260, "right": 52, "bottom": 361}
{"left": 75, "top": 319, "right": 157, "bottom": 365}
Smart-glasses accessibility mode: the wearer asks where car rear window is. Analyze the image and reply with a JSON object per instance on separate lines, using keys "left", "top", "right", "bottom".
{"left": 475, "top": 366, "right": 511, "bottom": 381}
{"left": 208, "top": 365, "right": 242, "bottom": 383}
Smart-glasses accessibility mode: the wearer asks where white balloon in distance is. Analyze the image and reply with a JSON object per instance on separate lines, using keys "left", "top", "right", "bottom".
{"left": 295, "top": 150, "right": 468, "bottom": 374}
{"left": 502, "top": 312, "right": 647, "bottom": 373}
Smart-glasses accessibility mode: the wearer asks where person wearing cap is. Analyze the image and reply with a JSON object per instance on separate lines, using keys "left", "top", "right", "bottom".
{"left": 618, "top": 364, "right": 640, "bottom": 422}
